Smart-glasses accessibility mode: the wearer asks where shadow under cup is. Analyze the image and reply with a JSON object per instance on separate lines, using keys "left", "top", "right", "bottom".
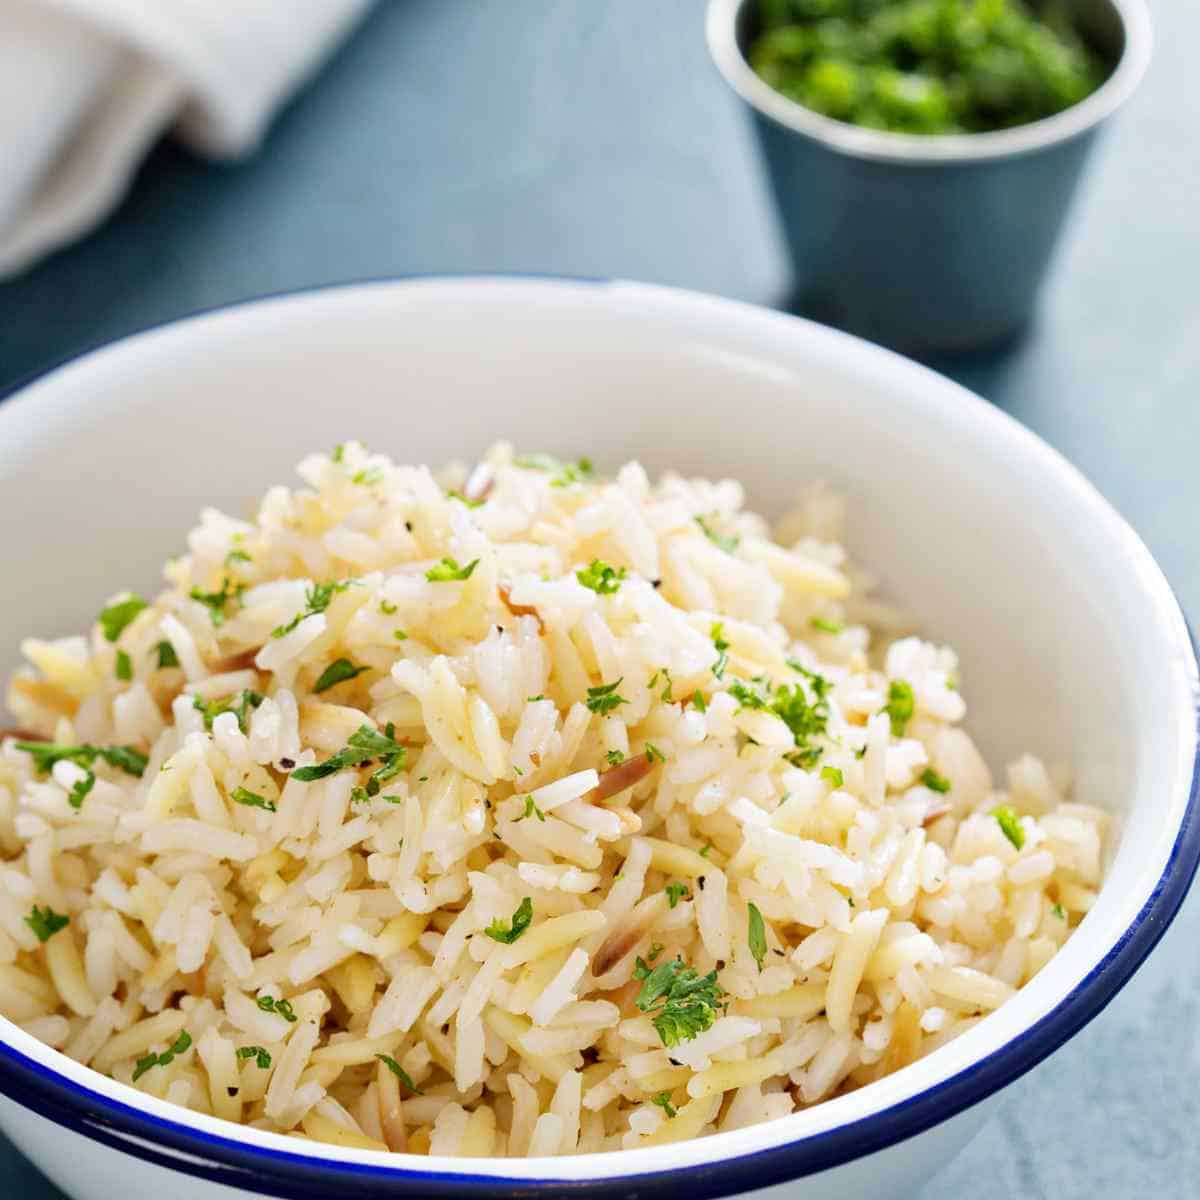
{"left": 708, "top": 0, "right": 1151, "bottom": 355}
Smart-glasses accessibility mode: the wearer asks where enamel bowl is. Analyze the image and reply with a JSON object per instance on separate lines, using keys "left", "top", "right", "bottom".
{"left": 0, "top": 278, "right": 1196, "bottom": 1200}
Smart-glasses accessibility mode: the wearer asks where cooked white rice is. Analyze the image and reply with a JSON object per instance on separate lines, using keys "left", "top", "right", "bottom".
{"left": 0, "top": 442, "right": 1104, "bottom": 1156}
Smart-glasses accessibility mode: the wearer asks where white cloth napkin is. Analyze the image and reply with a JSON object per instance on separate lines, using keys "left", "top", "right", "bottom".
{"left": 0, "top": 0, "right": 371, "bottom": 277}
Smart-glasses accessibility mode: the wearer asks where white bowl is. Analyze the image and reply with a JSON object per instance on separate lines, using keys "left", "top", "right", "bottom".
{"left": 0, "top": 277, "right": 1196, "bottom": 1200}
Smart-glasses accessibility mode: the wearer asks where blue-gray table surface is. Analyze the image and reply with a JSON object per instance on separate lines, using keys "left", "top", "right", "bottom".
{"left": 2, "top": 2, "right": 1197, "bottom": 1197}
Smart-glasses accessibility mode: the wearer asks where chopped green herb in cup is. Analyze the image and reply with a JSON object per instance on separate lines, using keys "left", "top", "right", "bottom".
{"left": 749, "top": 0, "right": 1106, "bottom": 135}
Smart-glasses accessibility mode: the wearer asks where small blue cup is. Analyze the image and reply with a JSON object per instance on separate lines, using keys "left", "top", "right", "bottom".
{"left": 707, "top": 0, "right": 1151, "bottom": 354}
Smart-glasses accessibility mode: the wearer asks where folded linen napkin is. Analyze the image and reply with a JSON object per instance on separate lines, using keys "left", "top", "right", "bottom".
{"left": 0, "top": 0, "right": 371, "bottom": 277}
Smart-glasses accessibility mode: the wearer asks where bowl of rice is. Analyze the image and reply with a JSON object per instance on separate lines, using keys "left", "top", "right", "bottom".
{"left": 0, "top": 277, "right": 1195, "bottom": 1200}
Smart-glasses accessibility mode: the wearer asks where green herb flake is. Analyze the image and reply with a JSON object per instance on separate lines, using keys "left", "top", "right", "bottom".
{"left": 331, "top": 443, "right": 345, "bottom": 463}
{"left": 225, "top": 549, "right": 252, "bottom": 567}
{"left": 576, "top": 559, "right": 627, "bottom": 595}
{"left": 193, "top": 689, "right": 263, "bottom": 734}
{"left": 650, "top": 1091, "right": 677, "bottom": 1119}
{"left": 231, "top": 787, "right": 277, "bottom": 813}
{"left": 394, "top": 629, "right": 408, "bottom": 641}
{"left": 313, "top": 657, "right": 368, "bottom": 694}
{"left": 99, "top": 594, "right": 148, "bottom": 642}
{"left": 25, "top": 905, "right": 69, "bottom": 943}
{"left": 992, "top": 805, "right": 1025, "bottom": 850}
{"left": 115, "top": 650, "right": 133, "bottom": 682}
{"left": 746, "top": 901, "right": 768, "bottom": 972}
{"left": 820, "top": 765, "right": 844, "bottom": 788}
{"left": 379, "top": 600, "right": 397, "bottom": 615}
{"left": 154, "top": 640, "right": 180, "bottom": 669}
{"left": 884, "top": 680, "right": 915, "bottom": 737}
{"left": 644, "top": 743, "right": 666, "bottom": 764}
{"left": 695, "top": 515, "right": 740, "bottom": 554}
{"left": 485, "top": 897, "right": 533, "bottom": 945}
{"left": 425, "top": 557, "right": 480, "bottom": 583}
{"left": 271, "top": 579, "right": 354, "bottom": 639}
{"left": 920, "top": 767, "right": 952, "bottom": 794}
{"left": 132, "top": 1030, "right": 192, "bottom": 1082}
{"left": 692, "top": 690, "right": 707, "bottom": 713}
{"left": 699, "top": 841, "right": 713, "bottom": 859}
{"left": 633, "top": 955, "right": 727, "bottom": 1048}
{"left": 237, "top": 1045, "right": 272, "bottom": 1069}
{"left": 293, "top": 723, "right": 407, "bottom": 802}
{"left": 809, "top": 616, "right": 844, "bottom": 635}
{"left": 664, "top": 881, "right": 690, "bottom": 909}
{"left": 255, "top": 995, "right": 297, "bottom": 1022}
{"left": 605, "top": 749, "right": 626, "bottom": 766}
{"left": 710, "top": 622, "right": 731, "bottom": 679}
{"left": 447, "top": 489, "right": 484, "bottom": 508}
{"left": 647, "top": 942, "right": 665, "bottom": 962}
{"left": 189, "top": 577, "right": 243, "bottom": 627}
{"left": 519, "top": 795, "right": 546, "bottom": 822}
{"left": 1051, "top": 903, "right": 1067, "bottom": 921}
{"left": 67, "top": 772, "right": 95, "bottom": 810}
{"left": 352, "top": 466, "right": 384, "bottom": 486}
{"left": 729, "top": 668, "right": 831, "bottom": 769}
{"left": 585, "top": 678, "right": 629, "bottom": 716}
{"left": 15, "top": 740, "right": 147, "bottom": 779}
{"left": 375, "top": 1053, "right": 423, "bottom": 1094}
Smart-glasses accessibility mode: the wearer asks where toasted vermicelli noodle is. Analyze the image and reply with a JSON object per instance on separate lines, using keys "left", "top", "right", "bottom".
{"left": 0, "top": 442, "right": 1104, "bottom": 1155}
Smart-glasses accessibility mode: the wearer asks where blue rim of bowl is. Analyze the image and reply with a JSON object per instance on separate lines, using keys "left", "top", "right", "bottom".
{"left": 0, "top": 278, "right": 1196, "bottom": 1196}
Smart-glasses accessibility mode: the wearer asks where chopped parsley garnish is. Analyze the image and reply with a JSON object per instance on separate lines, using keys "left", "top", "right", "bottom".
{"left": 699, "top": 841, "right": 713, "bottom": 859}
{"left": 255, "top": 995, "right": 296, "bottom": 1022}
{"left": 376, "top": 1053, "right": 424, "bottom": 1094}
{"left": 313, "top": 657, "right": 368, "bottom": 693}
{"left": 647, "top": 942, "right": 665, "bottom": 962}
{"left": 447, "top": 489, "right": 484, "bottom": 508}
{"left": 692, "top": 690, "right": 707, "bottom": 713}
{"left": 271, "top": 579, "right": 354, "bottom": 638}
{"left": 658, "top": 669, "right": 675, "bottom": 703}
{"left": 189, "top": 577, "right": 243, "bottom": 627}
{"left": 884, "top": 680, "right": 915, "bottom": 737}
{"left": 820, "top": 765, "right": 844, "bottom": 788}
{"left": 25, "top": 905, "right": 69, "bottom": 943}
{"left": 485, "top": 897, "right": 533, "bottom": 944}
{"left": 99, "top": 594, "right": 147, "bottom": 642}
{"left": 710, "top": 622, "right": 730, "bottom": 679}
{"left": 633, "top": 955, "right": 727, "bottom": 1048}
{"left": 331, "top": 444, "right": 346, "bottom": 463}
{"left": 133, "top": 1030, "right": 192, "bottom": 1082}
{"left": 992, "top": 805, "right": 1025, "bottom": 850}
{"left": 379, "top": 600, "right": 397, "bottom": 615}
{"left": 645, "top": 743, "right": 666, "bottom": 764}
{"left": 292, "top": 724, "right": 407, "bottom": 802}
{"left": 585, "top": 679, "right": 629, "bottom": 716}
{"left": 747, "top": 902, "right": 767, "bottom": 972}
{"left": 67, "top": 772, "right": 95, "bottom": 810}
{"left": 695, "top": 515, "right": 740, "bottom": 554}
{"left": 193, "top": 689, "right": 263, "bottom": 734}
{"left": 15, "top": 740, "right": 147, "bottom": 779}
{"left": 513, "top": 453, "right": 594, "bottom": 488}
{"left": 115, "top": 650, "right": 132, "bottom": 681}
{"left": 225, "top": 548, "right": 252, "bottom": 567}
{"left": 352, "top": 466, "right": 384, "bottom": 486}
{"left": 518, "top": 795, "right": 546, "bottom": 822}
{"left": 1051, "top": 903, "right": 1067, "bottom": 921}
{"left": 920, "top": 767, "right": 951, "bottom": 794}
{"left": 728, "top": 668, "right": 831, "bottom": 768}
{"left": 425, "top": 557, "right": 479, "bottom": 583}
{"left": 154, "top": 640, "right": 179, "bottom": 669}
{"left": 231, "top": 787, "right": 277, "bottom": 813}
{"left": 237, "top": 1045, "right": 272, "bottom": 1069}
{"left": 809, "top": 616, "right": 844, "bottom": 635}
{"left": 664, "top": 881, "right": 690, "bottom": 908}
{"left": 394, "top": 629, "right": 408, "bottom": 641}
{"left": 650, "top": 1091, "right": 677, "bottom": 1119}
{"left": 605, "top": 749, "right": 626, "bottom": 766}
{"left": 576, "top": 560, "right": 627, "bottom": 595}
